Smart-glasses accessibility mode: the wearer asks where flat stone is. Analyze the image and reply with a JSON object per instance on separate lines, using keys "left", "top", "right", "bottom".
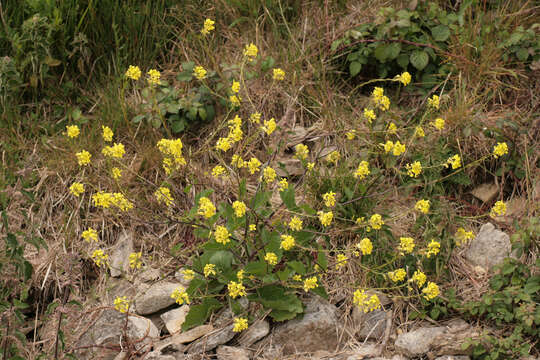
{"left": 395, "top": 326, "right": 446, "bottom": 357}
{"left": 110, "top": 232, "right": 134, "bottom": 277}
{"left": 353, "top": 307, "right": 389, "bottom": 340}
{"left": 135, "top": 282, "right": 182, "bottom": 315}
{"left": 237, "top": 319, "right": 270, "bottom": 347}
{"left": 188, "top": 325, "right": 235, "bottom": 353}
{"left": 269, "top": 296, "right": 339, "bottom": 355}
{"left": 435, "top": 356, "right": 471, "bottom": 360}
{"left": 139, "top": 267, "right": 161, "bottom": 282}
{"left": 170, "top": 324, "right": 214, "bottom": 345}
{"left": 471, "top": 183, "right": 499, "bottom": 203}
{"left": 465, "top": 223, "right": 513, "bottom": 270}
{"left": 161, "top": 305, "right": 190, "bottom": 334}
{"left": 216, "top": 345, "right": 251, "bottom": 360}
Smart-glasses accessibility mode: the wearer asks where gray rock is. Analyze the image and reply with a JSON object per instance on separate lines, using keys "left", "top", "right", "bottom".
{"left": 169, "top": 325, "right": 214, "bottom": 345}
{"left": 465, "top": 223, "right": 514, "bottom": 270}
{"left": 216, "top": 345, "right": 251, "bottom": 360}
{"left": 135, "top": 282, "right": 182, "bottom": 315}
{"left": 353, "top": 307, "right": 389, "bottom": 340}
{"left": 188, "top": 325, "right": 236, "bottom": 353}
{"left": 76, "top": 309, "right": 158, "bottom": 360}
{"left": 237, "top": 319, "right": 270, "bottom": 347}
{"left": 395, "top": 326, "right": 446, "bottom": 357}
{"left": 471, "top": 183, "right": 499, "bottom": 203}
{"left": 435, "top": 356, "right": 470, "bottom": 360}
{"left": 269, "top": 296, "right": 339, "bottom": 355}
{"left": 161, "top": 305, "right": 190, "bottom": 334}
{"left": 174, "top": 268, "right": 193, "bottom": 287}
{"left": 110, "top": 232, "right": 134, "bottom": 277}
{"left": 139, "top": 267, "right": 161, "bottom": 282}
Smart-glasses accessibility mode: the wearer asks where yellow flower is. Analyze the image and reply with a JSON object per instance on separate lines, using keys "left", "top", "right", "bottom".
{"left": 326, "top": 150, "right": 340, "bottom": 165}
{"left": 363, "top": 108, "right": 376, "bottom": 123}
{"left": 102, "top": 125, "right": 113, "bottom": 142}
{"left": 414, "top": 199, "right": 430, "bottom": 214}
{"left": 445, "top": 154, "right": 461, "bottom": 169}
{"left": 102, "top": 143, "right": 125, "bottom": 158}
{"left": 415, "top": 126, "right": 425, "bottom": 138}
{"left": 76, "top": 150, "right": 91, "bottom": 166}
{"left": 92, "top": 192, "right": 133, "bottom": 211}
{"left": 197, "top": 197, "right": 216, "bottom": 218}
{"left": 237, "top": 270, "right": 244, "bottom": 281}
{"left": 392, "top": 141, "right": 406, "bottom": 156}
{"left": 368, "top": 214, "right": 384, "bottom": 230}
{"left": 111, "top": 167, "right": 122, "bottom": 179}
{"left": 66, "top": 125, "right": 80, "bottom": 138}
{"left": 231, "top": 155, "right": 245, "bottom": 168}
{"left": 318, "top": 210, "right": 333, "bottom": 227}
{"left": 280, "top": 234, "right": 295, "bottom": 250}
{"left": 91, "top": 249, "right": 108, "bottom": 268}
{"left": 292, "top": 274, "right": 302, "bottom": 281}
{"left": 382, "top": 140, "right": 394, "bottom": 153}
{"left": 422, "top": 281, "right": 439, "bottom": 300}
{"left": 155, "top": 187, "right": 173, "bottom": 207}
{"left": 307, "top": 162, "right": 315, "bottom": 171}
{"left": 228, "top": 281, "right": 247, "bottom": 298}
{"left": 335, "top": 254, "right": 348, "bottom": 270}
{"left": 388, "top": 268, "right": 406, "bottom": 282}
{"left": 399, "top": 237, "right": 415, "bottom": 254}
{"left": 353, "top": 289, "right": 381, "bottom": 313}
{"left": 272, "top": 68, "right": 285, "bottom": 81}
{"left": 493, "top": 142, "right": 508, "bottom": 158}
{"left": 157, "top": 138, "right": 186, "bottom": 174}
{"left": 249, "top": 112, "right": 261, "bottom": 123}
{"left": 147, "top": 69, "right": 161, "bottom": 86}
{"left": 354, "top": 161, "right": 370, "bottom": 180}
{"left": 212, "top": 165, "right": 226, "bottom": 178}
{"left": 455, "top": 227, "right": 474, "bottom": 246}
{"left": 387, "top": 122, "right": 397, "bottom": 134}
{"left": 171, "top": 286, "right": 190, "bottom": 305}
{"left": 249, "top": 224, "right": 256, "bottom": 231}
{"left": 201, "top": 18, "right": 215, "bottom": 35}
{"left": 247, "top": 157, "right": 261, "bottom": 174}
{"left": 193, "top": 66, "right": 207, "bottom": 80}
{"left": 261, "top": 118, "right": 277, "bottom": 135}
{"left": 432, "top": 118, "right": 445, "bottom": 131}
{"left": 395, "top": 71, "right": 411, "bottom": 86}
{"left": 129, "top": 252, "right": 142, "bottom": 269}
{"left": 357, "top": 238, "right": 373, "bottom": 255}
{"left": 204, "top": 264, "right": 217, "bottom": 277}
{"left": 490, "top": 200, "right": 507, "bottom": 217}
{"left": 427, "top": 94, "right": 440, "bottom": 109}
{"left": 181, "top": 269, "right": 195, "bottom": 281}
{"left": 372, "top": 87, "right": 390, "bottom": 110}
{"left": 411, "top": 270, "right": 427, "bottom": 288}
{"left": 345, "top": 130, "right": 356, "bottom": 140}
{"left": 69, "top": 182, "right": 85, "bottom": 197}
{"left": 303, "top": 276, "right": 318, "bottom": 292}
{"left": 232, "top": 200, "right": 247, "bottom": 217}
{"left": 231, "top": 80, "right": 240, "bottom": 93}
{"left": 114, "top": 296, "right": 130, "bottom": 313}
{"left": 233, "top": 317, "right": 248, "bottom": 332}
{"left": 322, "top": 191, "right": 336, "bottom": 207}
{"left": 265, "top": 252, "right": 278, "bottom": 265}
{"left": 125, "top": 65, "right": 141, "bottom": 80}
{"left": 214, "top": 225, "right": 231, "bottom": 245}
{"left": 216, "top": 137, "right": 232, "bottom": 152}
{"left": 243, "top": 43, "right": 258, "bottom": 61}
{"left": 426, "top": 240, "right": 440, "bottom": 258}
{"left": 288, "top": 216, "right": 303, "bottom": 231}
{"left": 355, "top": 216, "right": 365, "bottom": 225}
{"left": 278, "top": 178, "right": 289, "bottom": 191}
{"left": 295, "top": 144, "right": 309, "bottom": 160}
{"left": 263, "top": 166, "right": 277, "bottom": 183}
{"left": 82, "top": 228, "right": 98, "bottom": 242}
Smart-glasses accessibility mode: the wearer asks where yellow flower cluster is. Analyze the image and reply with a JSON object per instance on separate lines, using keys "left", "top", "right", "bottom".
{"left": 233, "top": 317, "right": 249, "bottom": 332}
{"left": 232, "top": 200, "right": 247, "bottom": 217}
{"left": 102, "top": 143, "right": 125, "bottom": 158}
{"left": 354, "top": 161, "right": 370, "bottom": 179}
{"left": 247, "top": 157, "right": 261, "bottom": 174}
{"left": 399, "top": 237, "right": 415, "bottom": 254}
{"left": 368, "top": 214, "right": 384, "bottom": 230}
{"left": 278, "top": 178, "right": 289, "bottom": 191}
{"left": 155, "top": 187, "right": 173, "bottom": 207}
{"left": 455, "top": 227, "right": 474, "bottom": 246}
{"left": 303, "top": 276, "right": 318, "bottom": 292}
{"left": 280, "top": 234, "right": 295, "bottom": 250}
{"left": 70, "top": 182, "right": 85, "bottom": 197}
{"left": 125, "top": 65, "right": 141, "bottom": 80}
{"left": 422, "top": 281, "right": 439, "bottom": 300}
{"left": 197, "top": 197, "right": 216, "bottom": 218}
{"left": 353, "top": 289, "right": 381, "bottom": 313}
{"left": 204, "top": 263, "right": 217, "bottom": 277}
{"left": 415, "top": 126, "right": 425, "bottom": 138}
{"left": 147, "top": 69, "right": 161, "bottom": 86}
{"left": 432, "top": 118, "right": 445, "bottom": 130}
{"left": 182, "top": 269, "right": 195, "bottom": 281}
{"left": 387, "top": 122, "right": 397, "bottom": 134}
{"left": 231, "top": 80, "right": 240, "bottom": 93}
{"left": 243, "top": 43, "right": 258, "bottom": 61}
{"left": 263, "top": 166, "right": 277, "bottom": 183}
{"left": 76, "top": 150, "right": 92, "bottom": 166}
{"left": 295, "top": 144, "right": 309, "bottom": 160}
{"left": 212, "top": 165, "right": 226, "bottom": 178}
{"left": 261, "top": 118, "right": 277, "bottom": 135}
{"left": 427, "top": 94, "right": 440, "bottom": 109}
{"left": 193, "top": 66, "right": 207, "bottom": 80}
{"left": 82, "top": 228, "right": 98, "bottom": 242}
{"left": 66, "top": 125, "right": 80, "bottom": 138}
{"left": 214, "top": 225, "right": 231, "bottom": 245}
{"left": 426, "top": 240, "right": 440, "bottom": 258}
{"left": 171, "top": 286, "right": 190, "bottom": 305}
{"left": 335, "top": 254, "right": 348, "bottom": 270}
{"left": 415, "top": 199, "right": 430, "bottom": 214}
{"left": 406, "top": 161, "right": 422, "bottom": 178}
{"left": 157, "top": 138, "right": 186, "bottom": 174}
{"left": 346, "top": 130, "right": 356, "bottom": 140}
{"left": 272, "top": 68, "right": 285, "bottom": 81}
{"left": 91, "top": 249, "right": 108, "bottom": 268}
{"left": 230, "top": 95, "right": 241, "bottom": 107}
{"left": 326, "top": 150, "right": 340, "bottom": 165}
{"left": 129, "top": 252, "right": 142, "bottom": 269}
{"left": 493, "top": 142, "right": 508, "bottom": 158}
{"left": 490, "top": 200, "right": 507, "bottom": 217}
{"left": 111, "top": 167, "right": 122, "bottom": 179}
{"left": 322, "top": 191, "right": 336, "bottom": 207}
{"left": 92, "top": 191, "right": 134, "bottom": 211}
{"left": 114, "top": 296, "right": 130, "bottom": 313}
{"left": 371, "top": 87, "right": 390, "bottom": 111}
{"left": 381, "top": 140, "right": 406, "bottom": 156}
{"left": 249, "top": 112, "right": 261, "bottom": 123}
{"left": 216, "top": 116, "right": 244, "bottom": 151}
{"left": 228, "top": 281, "right": 247, "bottom": 298}
{"left": 288, "top": 216, "right": 303, "bottom": 231}
{"left": 201, "top": 18, "right": 215, "bottom": 35}
{"left": 318, "top": 210, "right": 333, "bottom": 227}
{"left": 411, "top": 270, "right": 427, "bottom": 287}
{"left": 388, "top": 268, "right": 406, "bottom": 282}
{"left": 395, "top": 71, "right": 411, "bottom": 86}
{"left": 356, "top": 238, "right": 373, "bottom": 255}
{"left": 102, "top": 126, "right": 113, "bottom": 142}
{"left": 364, "top": 108, "right": 376, "bottom": 123}
{"left": 445, "top": 154, "right": 462, "bottom": 169}
{"left": 265, "top": 252, "right": 278, "bottom": 265}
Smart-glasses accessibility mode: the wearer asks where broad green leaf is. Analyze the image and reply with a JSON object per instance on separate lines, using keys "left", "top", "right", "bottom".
{"left": 349, "top": 61, "right": 362, "bottom": 76}
{"left": 374, "top": 44, "right": 389, "bottom": 62}
{"left": 287, "top": 261, "right": 306, "bottom": 275}
{"left": 410, "top": 50, "right": 429, "bottom": 70}
{"left": 280, "top": 187, "right": 299, "bottom": 211}
{"left": 396, "top": 53, "right": 409, "bottom": 68}
{"left": 182, "top": 298, "right": 222, "bottom": 331}
{"left": 245, "top": 261, "right": 267, "bottom": 277}
{"left": 317, "top": 248, "right": 328, "bottom": 271}
{"left": 431, "top": 25, "right": 450, "bottom": 42}
{"left": 515, "top": 48, "right": 529, "bottom": 62}
{"left": 171, "top": 119, "right": 186, "bottom": 133}
{"left": 209, "top": 251, "right": 233, "bottom": 271}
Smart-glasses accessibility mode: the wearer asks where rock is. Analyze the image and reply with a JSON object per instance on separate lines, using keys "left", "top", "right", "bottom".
{"left": 471, "top": 183, "right": 499, "bottom": 203}
{"left": 353, "top": 307, "right": 389, "bottom": 340}
{"left": 312, "top": 344, "right": 382, "bottom": 359}
{"left": 237, "top": 319, "right": 270, "bottom": 347}
{"left": 187, "top": 325, "right": 236, "bottom": 353}
{"left": 465, "top": 223, "right": 514, "bottom": 270}
{"left": 105, "top": 278, "right": 138, "bottom": 304}
{"left": 216, "top": 345, "right": 251, "bottom": 360}
{"left": 110, "top": 232, "right": 134, "bottom": 277}
{"left": 395, "top": 326, "right": 446, "bottom": 357}
{"left": 275, "top": 158, "right": 304, "bottom": 176}
{"left": 135, "top": 282, "right": 182, "bottom": 315}
{"left": 174, "top": 268, "right": 193, "bottom": 287}
{"left": 161, "top": 305, "right": 190, "bottom": 334}
{"left": 76, "top": 308, "right": 158, "bottom": 360}
{"left": 139, "top": 267, "right": 161, "bottom": 282}
{"left": 170, "top": 324, "right": 214, "bottom": 345}
{"left": 269, "top": 296, "right": 339, "bottom": 355}
{"left": 435, "top": 356, "right": 470, "bottom": 360}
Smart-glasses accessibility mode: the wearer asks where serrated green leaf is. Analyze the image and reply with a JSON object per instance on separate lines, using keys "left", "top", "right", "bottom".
{"left": 515, "top": 48, "right": 529, "bottom": 62}
{"left": 287, "top": 261, "right": 306, "bottom": 275}
{"left": 410, "top": 50, "right": 429, "bottom": 70}
{"left": 209, "top": 251, "right": 233, "bottom": 271}
{"left": 396, "top": 53, "right": 409, "bottom": 68}
{"left": 245, "top": 261, "right": 267, "bottom": 277}
{"left": 431, "top": 25, "right": 450, "bottom": 42}
{"left": 280, "top": 187, "right": 299, "bottom": 212}
{"left": 182, "top": 298, "right": 222, "bottom": 331}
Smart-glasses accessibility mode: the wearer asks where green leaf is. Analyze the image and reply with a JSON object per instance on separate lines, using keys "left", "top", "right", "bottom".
{"left": 171, "top": 119, "right": 186, "bottom": 133}
{"left": 311, "top": 285, "right": 328, "bottom": 299}
{"left": 349, "top": 61, "right": 362, "bottom": 76}
{"left": 182, "top": 298, "right": 223, "bottom": 331}
{"left": 410, "top": 50, "right": 429, "bottom": 70}
{"left": 280, "top": 187, "right": 299, "bottom": 211}
{"left": 431, "top": 25, "right": 450, "bottom": 42}
{"left": 317, "top": 248, "right": 328, "bottom": 271}
{"left": 397, "top": 53, "right": 410, "bottom": 68}
{"left": 245, "top": 261, "right": 267, "bottom": 277}
{"left": 209, "top": 251, "right": 234, "bottom": 271}
{"left": 288, "top": 261, "right": 306, "bottom": 275}
{"left": 248, "top": 285, "right": 303, "bottom": 322}
{"left": 181, "top": 61, "right": 195, "bottom": 72}
{"left": 515, "top": 48, "right": 529, "bottom": 62}
{"left": 374, "top": 45, "right": 390, "bottom": 62}
{"left": 269, "top": 309, "right": 300, "bottom": 321}
{"left": 132, "top": 114, "right": 145, "bottom": 123}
